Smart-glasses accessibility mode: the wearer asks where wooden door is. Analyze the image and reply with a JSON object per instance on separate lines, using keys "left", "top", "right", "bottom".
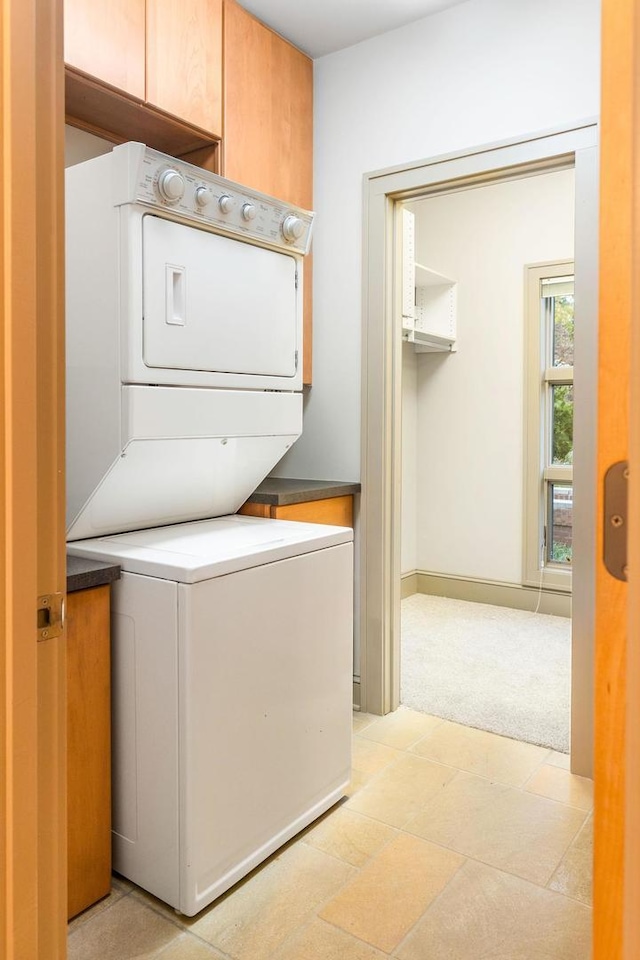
{"left": 593, "top": 0, "right": 640, "bottom": 957}
{"left": 147, "top": 0, "right": 223, "bottom": 136}
{"left": 0, "top": 0, "right": 67, "bottom": 957}
{"left": 64, "top": 0, "right": 145, "bottom": 98}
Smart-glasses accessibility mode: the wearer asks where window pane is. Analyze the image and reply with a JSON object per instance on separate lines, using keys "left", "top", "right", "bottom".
{"left": 552, "top": 294, "right": 574, "bottom": 367}
{"left": 552, "top": 384, "right": 574, "bottom": 464}
{"left": 547, "top": 483, "right": 573, "bottom": 564}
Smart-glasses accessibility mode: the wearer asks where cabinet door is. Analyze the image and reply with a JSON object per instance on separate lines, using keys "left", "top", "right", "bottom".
{"left": 274, "top": 497, "right": 354, "bottom": 528}
{"left": 223, "top": 0, "right": 313, "bottom": 381}
{"left": 64, "top": 0, "right": 145, "bottom": 99}
{"left": 238, "top": 496, "right": 354, "bottom": 527}
{"left": 67, "top": 586, "right": 112, "bottom": 919}
{"left": 147, "top": 0, "right": 223, "bottom": 137}
{"left": 223, "top": 0, "right": 312, "bottom": 208}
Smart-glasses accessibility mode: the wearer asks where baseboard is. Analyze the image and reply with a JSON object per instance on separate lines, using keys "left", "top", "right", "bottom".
{"left": 352, "top": 680, "right": 361, "bottom": 710}
{"left": 414, "top": 571, "right": 571, "bottom": 618}
{"left": 401, "top": 572, "right": 418, "bottom": 599}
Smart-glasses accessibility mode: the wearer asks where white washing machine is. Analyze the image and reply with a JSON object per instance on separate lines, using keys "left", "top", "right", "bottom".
{"left": 65, "top": 144, "right": 353, "bottom": 915}
{"left": 68, "top": 516, "right": 353, "bottom": 916}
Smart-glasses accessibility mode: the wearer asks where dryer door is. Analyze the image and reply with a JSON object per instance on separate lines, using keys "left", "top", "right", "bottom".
{"left": 142, "top": 216, "right": 298, "bottom": 378}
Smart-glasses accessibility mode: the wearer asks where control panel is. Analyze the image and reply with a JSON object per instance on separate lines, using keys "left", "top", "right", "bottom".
{"left": 128, "top": 146, "right": 314, "bottom": 256}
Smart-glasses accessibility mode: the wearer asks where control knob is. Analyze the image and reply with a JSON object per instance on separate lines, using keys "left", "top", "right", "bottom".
{"left": 157, "top": 168, "right": 185, "bottom": 203}
{"left": 195, "top": 187, "right": 210, "bottom": 207}
{"left": 241, "top": 203, "right": 257, "bottom": 221}
{"left": 282, "top": 215, "right": 305, "bottom": 242}
{"left": 218, "top": 195, "right": 236, "bottom": 214}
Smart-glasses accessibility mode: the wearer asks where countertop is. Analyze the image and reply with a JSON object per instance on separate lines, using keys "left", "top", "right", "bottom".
{"left": 245, "top": 478, "right": 361, "bottom": 506}
{"left": 67, "top": 555, "right": 121, "bottom": 593}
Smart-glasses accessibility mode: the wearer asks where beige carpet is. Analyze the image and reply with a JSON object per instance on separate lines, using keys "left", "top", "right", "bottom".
{"left": 401, "top": 594, "right": 571, "bottom": 753}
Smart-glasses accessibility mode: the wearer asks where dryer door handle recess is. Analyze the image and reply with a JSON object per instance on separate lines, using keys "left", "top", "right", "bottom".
{"left": 166, "top": 264, "right": 186, "bottom": 326}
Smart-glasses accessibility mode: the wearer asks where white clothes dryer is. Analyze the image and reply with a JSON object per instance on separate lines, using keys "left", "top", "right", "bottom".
{"left": 65, "top": 142, "right": 313, "bottom": 541}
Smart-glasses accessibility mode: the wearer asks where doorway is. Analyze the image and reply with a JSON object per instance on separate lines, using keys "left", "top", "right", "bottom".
{"left": 359, "top": 122, "right": 598, "bottom": 778}
{"left": 399, "top": 171, "right": 575, "bottom": 754}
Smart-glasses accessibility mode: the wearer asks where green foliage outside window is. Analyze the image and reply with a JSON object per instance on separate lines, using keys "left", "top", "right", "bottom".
{"left": 553, "top": 295, "right": 574, "bottom": 365}
{"left": 551, "top": 295, "right": 574, "bottom": 466}
{"left": 551, "top": 541, "right": 572, "bottom": 563}
{"left": 553, "top": 385, "right": 574, "bottom": 464}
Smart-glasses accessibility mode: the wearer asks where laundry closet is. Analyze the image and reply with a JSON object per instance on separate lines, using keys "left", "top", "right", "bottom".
{"left": 64, "top": 138, "right": 353, "bottom": 917}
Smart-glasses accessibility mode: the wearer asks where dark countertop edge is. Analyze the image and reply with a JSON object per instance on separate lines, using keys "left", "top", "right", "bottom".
{"left": 67, "top": 555, "right": 121, "bottom": 593}
{"left": 246, "top": 478, "right": 361, "bottom": 506}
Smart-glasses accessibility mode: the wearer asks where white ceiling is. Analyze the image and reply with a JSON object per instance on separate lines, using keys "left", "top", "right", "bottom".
{"left": 236, "top": 0, "right": 470, "bottom": 59}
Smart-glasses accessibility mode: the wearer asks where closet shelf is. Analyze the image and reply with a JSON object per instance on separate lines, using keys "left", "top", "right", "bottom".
{"left": 414, "top": 263, "right": 455, "bottom": 286}
{"left": 401, "top": 209, "right": 457, "bottom": 354}
{"left": 402, "top": 329, "right": 457, "bottom": 353}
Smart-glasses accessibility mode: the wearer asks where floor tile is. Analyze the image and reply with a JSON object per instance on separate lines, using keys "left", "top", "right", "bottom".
{"left": 67, "top": 894, "right": 183, "bottom": 960}
{"left": 347, "top": 754, "right": 456, "bottom": 827}
{"left": 273, "top": 918, "right": 387, "bottom": 960}
{"left": 344, "top": 768, "right": 370, "bottom": 798}
{"left": 188, "top": 841, "right": 355, "bottom": 960}
{"left": 358, "top": 706, "right": 443, "bottom": 750}
{"left": 303, "top": 806, "right": 397, "bottom": 866}
{"left": 66, "top": 718, "right": 593, "bottom": 960}
{"left": 319, "top": 833, "right": 464, "bottom": 953}
{"left": 549, "top": 814, "right": 593, "bottom": 905}
{"left": 525, "top": 764, "right": 594, "bottom": 811}
{"left": 546, "top": 750, "right": 571, "bottom": 770}
{"left": 352, "top": 737, "right": 401, "bottom": 776}
{"left": 411, "top": 720, "right": 549, "bottom": 787}
{"left": 153, "top": 933, "right": 226, "bottom": 958}
{"left": 353, "top": 712, "right": 377, "bottom": 733}
{"left": 395, "top": 859, "right": 591, "bottom": 960}
{"left": 130, "top": 887, "right": 192, "bottom": 930}
{"left": 68, "top": 878, "right": 130, "bottom": 932}
{"left": 405, "top": 771, "right": 586, "bottom": 886}
{"left": 112, "top": 873, "right": 136, "bottom": 893}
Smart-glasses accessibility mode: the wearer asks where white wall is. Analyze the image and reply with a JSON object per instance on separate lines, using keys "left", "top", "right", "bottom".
{"left": 409, "top": 170, "right": 574, "bottom": 584}
{"left": 65, "top": 125, "right": 112, "bottom": 166}
{"left": 272, "top": 0, "right": 600, "bottom": 482}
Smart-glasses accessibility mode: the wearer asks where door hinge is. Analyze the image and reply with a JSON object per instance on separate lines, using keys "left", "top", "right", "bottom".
{"left": 295, "top": 349, "right": 299, "bottom": 370}
{"left": 295, "top": 267, "right": 299, "bottom": 290}
{"left": 37, "top": 592, "right": 64, "bottom": 642}
{"left": 603, "top": 460, "right": 628, "bottom": 581}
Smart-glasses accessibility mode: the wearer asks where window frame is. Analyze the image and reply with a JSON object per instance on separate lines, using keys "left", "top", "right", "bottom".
{"left": 523, "top": 260, "right": 575, "bottom": 592}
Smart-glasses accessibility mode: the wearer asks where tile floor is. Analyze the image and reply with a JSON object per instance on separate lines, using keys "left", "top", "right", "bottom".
{"left": 68, "top": 708, "right": 593, "bottom": 959}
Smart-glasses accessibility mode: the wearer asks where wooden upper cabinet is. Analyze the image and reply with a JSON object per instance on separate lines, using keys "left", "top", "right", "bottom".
{"left": 147, "top": 0, "right": 223, "bottom": 136}
{"left": 64, "top": 0, "right": 146, "bottom": 99}
{"left": 65, "top": 0, "right": 222, "bottom": 145}
{"left": 222, "top": 0, "right": 313, "bottom": 382}
{"left": 222, "top": 0, "right": 312, "bottom": 210}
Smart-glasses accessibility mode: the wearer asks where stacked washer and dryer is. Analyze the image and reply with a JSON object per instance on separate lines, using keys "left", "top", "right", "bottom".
{"left": 65, "top": 143, "right": 353, "bottom": 916}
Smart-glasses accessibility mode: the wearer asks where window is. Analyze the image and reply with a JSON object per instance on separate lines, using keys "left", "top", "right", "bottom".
{"left": 524, "top": 262, "right": 574, "bottom": 591}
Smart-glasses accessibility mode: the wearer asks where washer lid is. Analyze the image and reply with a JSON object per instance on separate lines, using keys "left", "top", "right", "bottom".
{"left": 67, "top": 515, "right": 353, "bottom": 583}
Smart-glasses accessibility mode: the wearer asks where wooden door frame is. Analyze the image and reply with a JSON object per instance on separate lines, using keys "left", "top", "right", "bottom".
{"left": 1, "top": 0, "right": 66, "bottom": 957}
